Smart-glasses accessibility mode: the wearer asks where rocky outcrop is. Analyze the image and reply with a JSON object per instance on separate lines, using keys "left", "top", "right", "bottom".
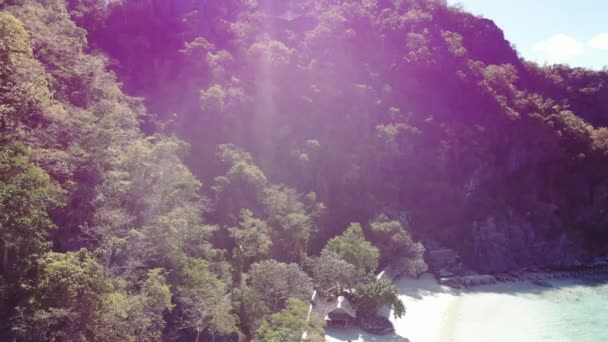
{"left": 439, "top": 274, "right": 496, "bottom": 288}
{"left": 472, "top": 214, "right": 587, "bottom": 273}
{"left": 452, "top": 136, "right": 608, "bottom": 274}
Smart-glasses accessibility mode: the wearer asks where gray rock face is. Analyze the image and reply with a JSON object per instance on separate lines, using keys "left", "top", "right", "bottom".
{"left": 435, "top": 143, "right": 608, "bottom": 274}
{"left": 472, "top": 213, "right": 587, "bottom": 273}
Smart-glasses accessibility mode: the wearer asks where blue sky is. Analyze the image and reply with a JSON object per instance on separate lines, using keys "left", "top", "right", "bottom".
{"left": 448, "top": 0, "right": 608, "bottom": 69}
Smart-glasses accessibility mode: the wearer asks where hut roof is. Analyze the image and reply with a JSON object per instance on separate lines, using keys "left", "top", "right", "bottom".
{"left": 333, "top": 296, "right": 356, "bottom": 318}
{"left": 311, "top": 294, "right": 356, "bottom": 320}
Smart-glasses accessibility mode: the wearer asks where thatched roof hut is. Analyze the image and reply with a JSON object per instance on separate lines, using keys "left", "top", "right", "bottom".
{"left": 310, "top": 292, "right": 356, "bottom": 327}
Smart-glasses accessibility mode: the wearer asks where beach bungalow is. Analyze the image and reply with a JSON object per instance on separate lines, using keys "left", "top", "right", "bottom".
{"left": 310, "top": 291, "right": 357, "bottom": 328}
{"left": 323, "top": 296, "right": 357, "bottom": 327}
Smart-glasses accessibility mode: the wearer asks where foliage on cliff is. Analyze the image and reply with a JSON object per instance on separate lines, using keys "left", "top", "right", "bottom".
{"left": 84, "top": 0, "right": 608, "bottom": 268}
{"left": 2, "top": 0, "right": 608, "bottom": 340}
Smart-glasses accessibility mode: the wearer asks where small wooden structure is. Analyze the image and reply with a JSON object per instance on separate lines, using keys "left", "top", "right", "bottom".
{"left": 324, "top": 296, "right": 356, "bottom": 327}
{"left": 309, "top": 291, "right": 357, "bottom": 328}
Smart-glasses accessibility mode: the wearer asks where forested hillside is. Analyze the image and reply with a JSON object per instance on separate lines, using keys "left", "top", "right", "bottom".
{"left": 2, "top": 0, "right": 608, "bottom": 340}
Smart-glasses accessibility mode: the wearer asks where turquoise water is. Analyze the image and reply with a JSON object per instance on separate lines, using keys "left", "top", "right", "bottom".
{"left": 447, "top": 279, "right": 608, "bottom": 342}
{"left": 326, "top": 276, "right": 608, "bottom": 342}
{"left": 535, "top": 281, "right": 608, "bottom": 342}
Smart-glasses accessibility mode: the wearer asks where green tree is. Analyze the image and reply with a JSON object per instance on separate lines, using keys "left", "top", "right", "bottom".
{"left": 0, "top": 145, "right": 62, "bottom": 280}
{"left": 91, "top": 138, "right": 222, "bottom": 277}
{"left": 134, "top": 269, "right": 174, "bottom": 338}
{"left": 13, "top": 249, "right": 109, "bottom": 341}
{"left": 126, "top": 269, "right": 173, "bottom": 341}
{"left": 213, "top": 144, "right": 268, "bottom": 224}
{"left": 370, "top": 214, "right": 428, "bottom": 276}
{"left": 176, "top": 258, "right": 237, "bottom": 342}
{"left": 249, "top": 260, "right": 313, "bottom": 312}
{"left": 236, "top": 285, "right": 270, "bottom": 339}
{"left": 67, "top": 0, "right": 109, "bottom": 32}
{"left": 264, "top": 185, "right": 320, "bottom": 263}
{"left": 312, "top": 250, "right": 357, "bottom": 296}
{"left": 255, "top": 298, "right": 324, "bottom": 342}
{"left": 92, "top": 291, "right": 133, "bottom": 341}
{"left": 92, "top": 269, "right": 173, "bottom": 342}
{"left": 353, "top": 278, "right": 405, "bottom": 319}
{"left": 323, "top": 223, "right": 379, "bottom": 275}
{"left": 0, "top": 12, "right": 52, "bottom": 134}
{"left": 230, "top": 209, "right": 272, "bottom": 271}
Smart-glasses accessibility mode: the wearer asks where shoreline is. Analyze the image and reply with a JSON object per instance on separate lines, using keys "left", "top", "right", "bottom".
{"left": 437, "top": 263, "right": 608, "bottom": 289}
{"left": 326, "top": 269, "right": 608, "bottom": 342}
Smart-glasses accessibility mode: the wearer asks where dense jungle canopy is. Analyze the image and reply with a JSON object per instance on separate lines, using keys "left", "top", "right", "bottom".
{"left": 2, "top": 0, "right": 608, "bottom": 340}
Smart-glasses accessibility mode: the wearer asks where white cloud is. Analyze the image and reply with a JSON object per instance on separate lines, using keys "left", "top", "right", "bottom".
{"left": 589, "top": 33, "right": 608, "bottom": 50}
{"left": 532, "top": 34, "right": 585, "bottom": 64}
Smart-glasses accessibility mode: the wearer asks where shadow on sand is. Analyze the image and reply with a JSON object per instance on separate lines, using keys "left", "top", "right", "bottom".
{"left": 392, "top": 274, "right": 455, "bottom": 299}
{"left": 327, "top": 273, "right": 608, "bottom": 341}
{"left": 394, "top": 272, "right": 608, "bottom": 300}
{"left": 326, "top": 327, "right": 410, "bottom": 342}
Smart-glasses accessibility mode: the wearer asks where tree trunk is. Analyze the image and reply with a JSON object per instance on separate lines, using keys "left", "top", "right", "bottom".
{"left": 194, "top": 329, "right": 201, "bottom": 342}
{"left": 2, "top": 240, "right": 9, "bottom": 274}
{"left": 105, "top": 246, "right": 115, "bottom": 270}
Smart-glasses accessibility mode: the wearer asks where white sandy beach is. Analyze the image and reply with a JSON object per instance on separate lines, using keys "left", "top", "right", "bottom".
{"left": 325, "top": 273, "right": 608, "bottom": 342}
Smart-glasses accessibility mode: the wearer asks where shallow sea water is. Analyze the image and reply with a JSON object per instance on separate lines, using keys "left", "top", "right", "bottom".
{"left": 326, "top": 275, "right": 608, "bottom": 342}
